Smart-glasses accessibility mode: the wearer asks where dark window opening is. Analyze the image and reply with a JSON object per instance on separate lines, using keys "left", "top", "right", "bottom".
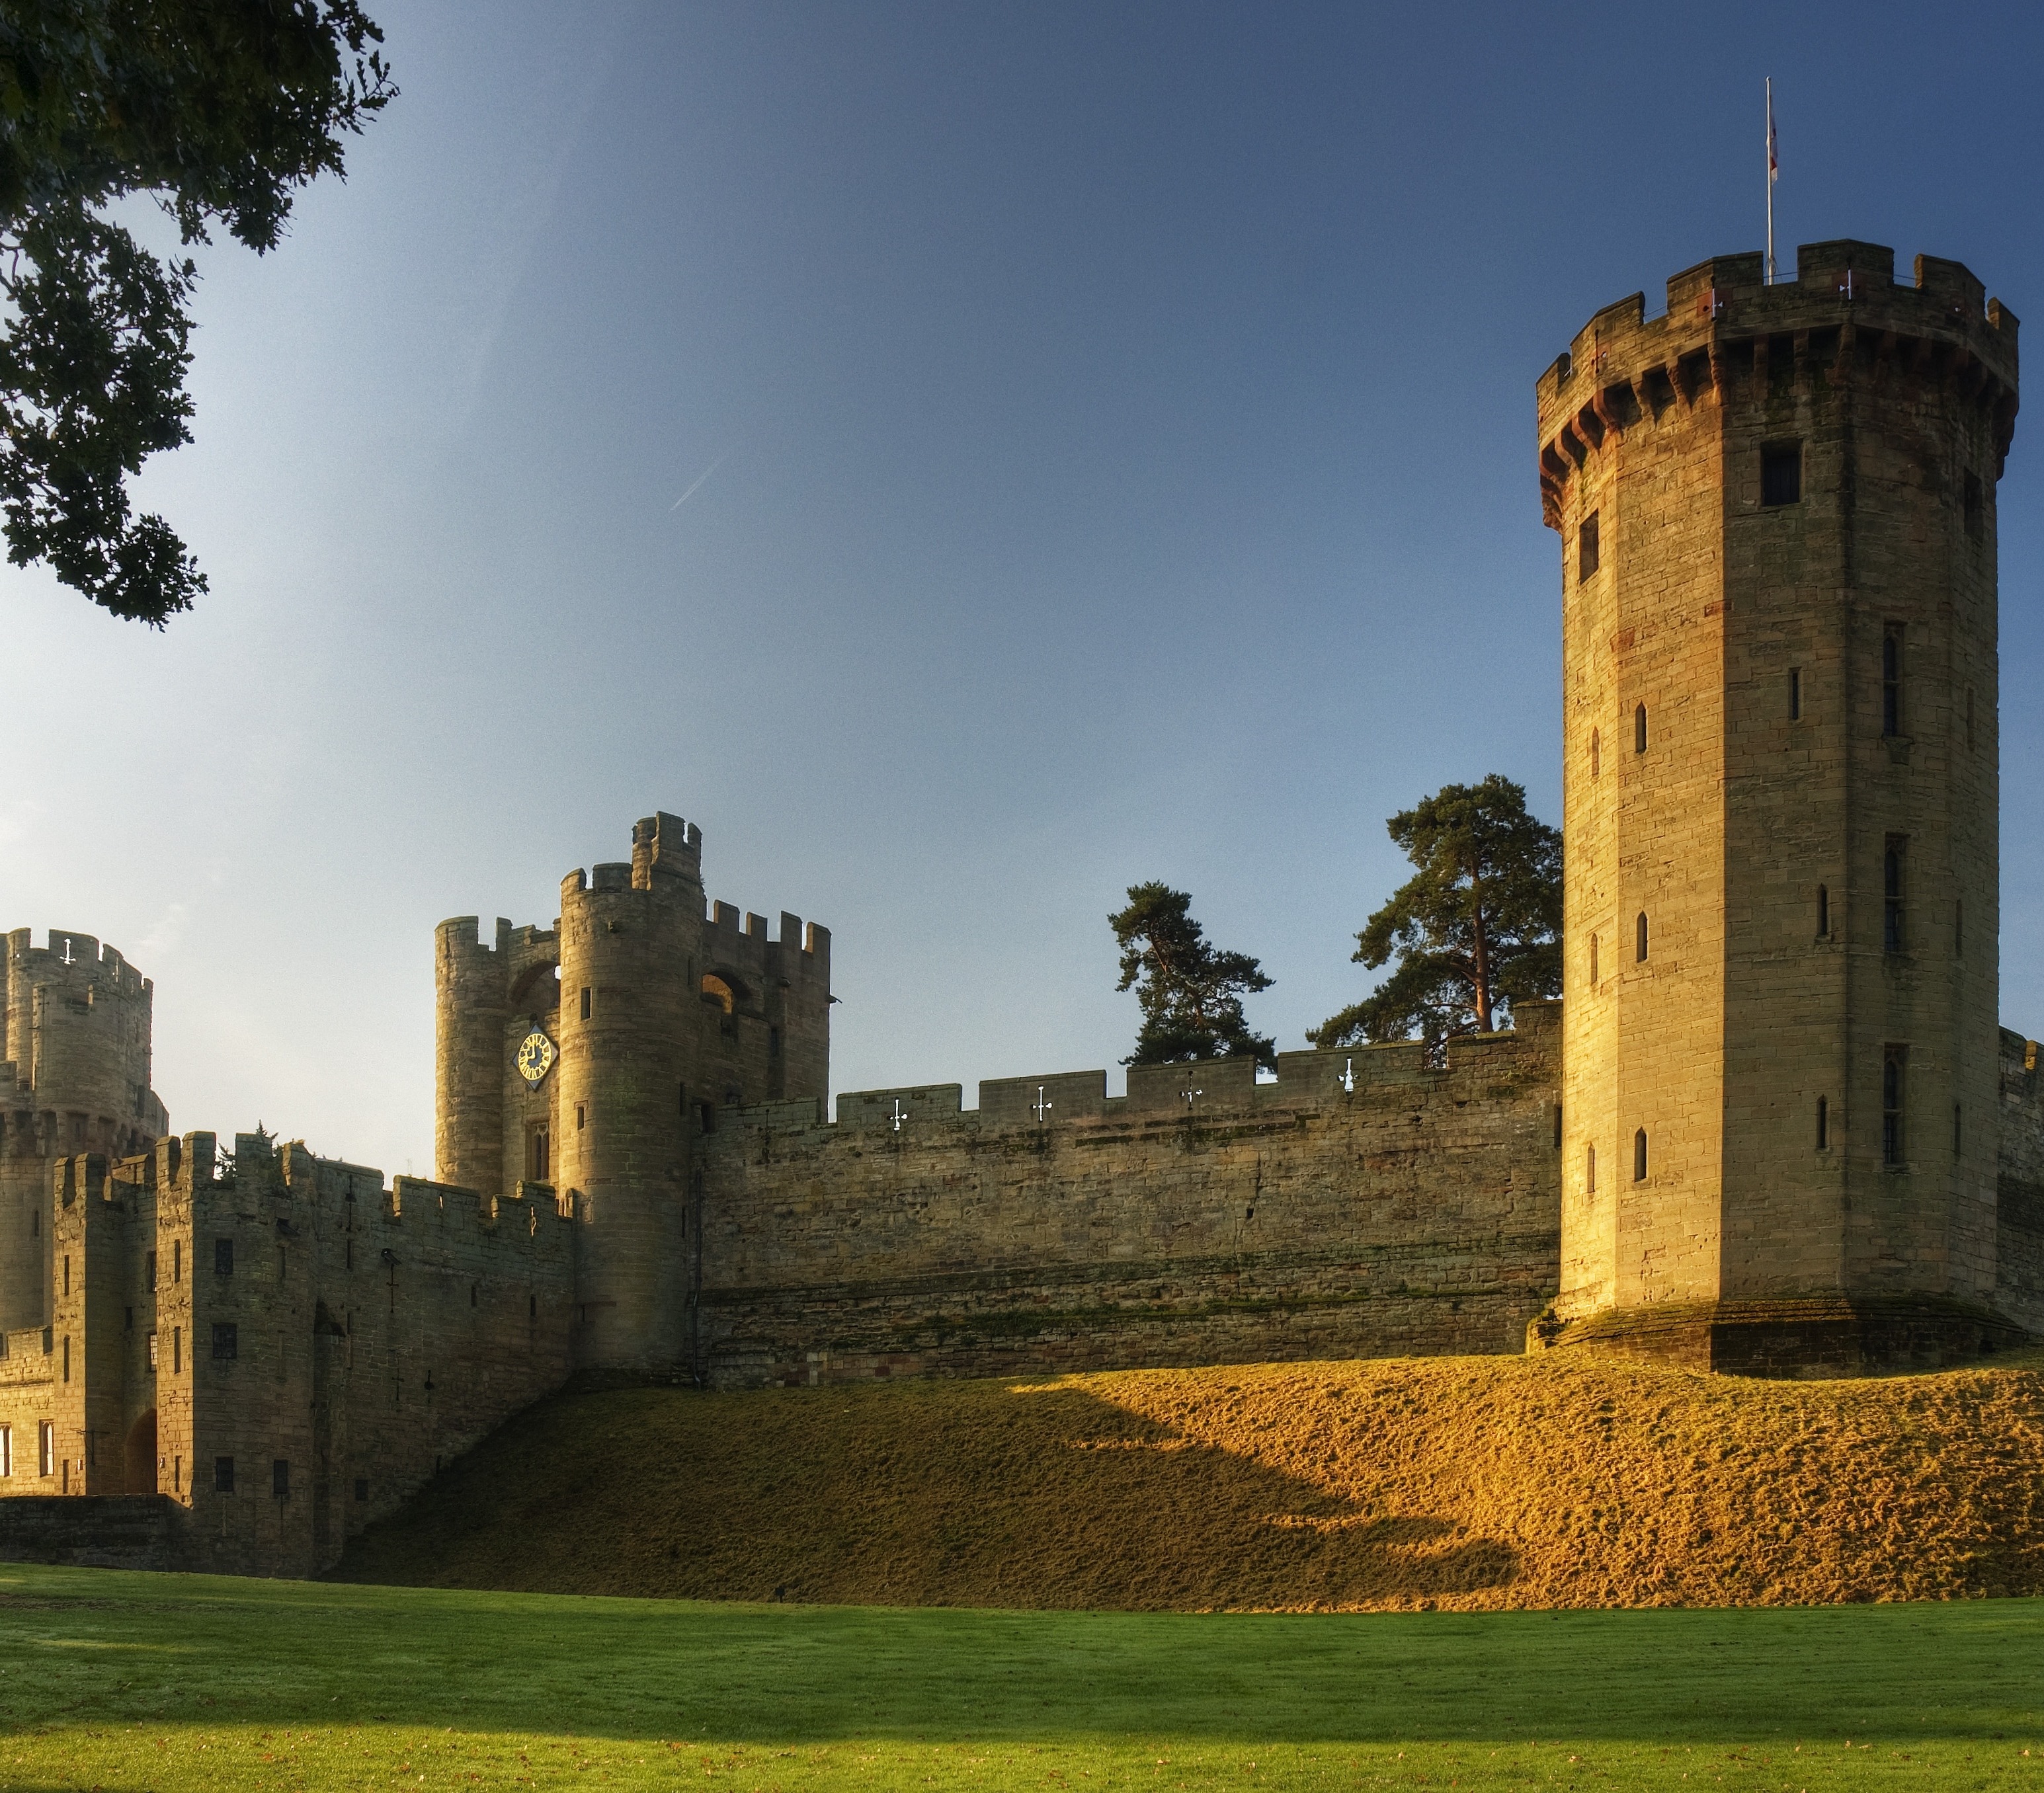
{"left": 1586, "top": 1145, "right": 1596, "bottom": 1193}
{"left": 1761, "top": 441, "right": 1802, "bottom": 506}
{"left": 528, "top": 1125, "right": 550, "bottom": 1181}
{"left": 575, "top": 1103, "right": 586, "bottom": 1131}
{"left": 1589, "top": 934, "right": 1598, "bottom": 984}
{"left": 354, "top": 1477, "right": 369, "bottom": 1503}
{"left": 1635, "top": 912, "right": 1649, "bottom": 962}
{"left": 1883, "top": 625, "right": 1902, "bottom": 737}
{"left": 1789, "top": 668, "right": 1802, "bottom": 721}
{"left": 698, "top": 1101, "right": 715, "bottom": 1135}
{"left": 215, "top": 1456, "right": 234, "bottom": 1494}
{"left": 580, "top": 986, "right": 591, "bottom": 1021}
{"left": 272, "top": 1458, "right": 290, "bottom": 1500}
{"left": 1552, "top": 1105, "right": 1563, "bottom": 1149}
{"left": 173, "top": 1240, "right": 180, "bottom": 1282}
{"left": 1634, "top": 702, "right": 1647, "bottom": 754}
{"left": 1817, "top": 885, "right": 1830, "bottom": 939}
{"left": 1883, "top": 1047, "right": 1906, "bottom": 1166}
{"left": 1578, "top": 512, "right": 1600, "bottom": 582}
{"left": 1884, "top": 837, "right": 1906, "bottom": 953}
{"left": 173, "top": 1326, "right": 180, "bottom": 1374}
{"left": 470, "top": 1283, "right": 477, "bottom": 1308}
{"left": 215, "top": 1237, "right": 233, "bottom": 1275}
{"left": 212, "top": 1322, "right": 237, "bottom": 1360}
{"left": 1967, "top": 688, "right": 1976, "bottom": 752}
{"left": 1953, "top": 1101, "right": 1964, "bottom": 1160}
{"left": 529, "top": 1293, "right": 537, "bottom": 1319}
{"left": 769, "top": 1025, "right": 782, "bottom": 1058}
{"left": 1590, "top": 729, "right": 1600, "bottom": 779}
{"left": 1817, "top": 1096, "right": 1829, "bottom": 1150}
{"left": 1633, "top": 1129, "right": 1648, "bottom": 1182}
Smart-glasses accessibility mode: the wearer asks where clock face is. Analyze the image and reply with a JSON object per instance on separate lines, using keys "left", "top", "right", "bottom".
{"left": 516, "top": 1029, "right": 557, "bottom": 1086}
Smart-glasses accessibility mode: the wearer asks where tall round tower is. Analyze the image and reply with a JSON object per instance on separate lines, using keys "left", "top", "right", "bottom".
{"left": 434, "top": 915, "right": 512, "bottom": 1194}
{"left": 1540, "top": 240, "right": 2022, "bottom": 1373}
{"left": 555, "top": 813, "right": 704, "bottom": 1373}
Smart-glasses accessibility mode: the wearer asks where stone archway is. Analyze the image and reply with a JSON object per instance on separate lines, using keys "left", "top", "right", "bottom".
{"left": 123, "top": 1408, "right": 157, "bottom": 1494}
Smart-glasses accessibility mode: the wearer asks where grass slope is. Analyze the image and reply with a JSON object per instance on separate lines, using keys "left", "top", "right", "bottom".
{"left": 335, "top": 1350, "right": 2044, "bottom": 1611}
{"left": 3, "top": 1564, "right": 2043, "bottom": 1790}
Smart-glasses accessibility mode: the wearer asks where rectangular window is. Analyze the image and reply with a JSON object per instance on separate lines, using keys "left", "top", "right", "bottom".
{"left": 272, "top": 1458, "right": 290, "bottom": 1500}
{"left": 1586, "top": 1144, "right": 1596, "bottom": 1193}
{"left": 1967, "top": 687, "right": 1976, "bottom": 752}
{"left": 354, "top": 1477, "right": 369, "bottom": 1503}
{"left": 1817, "top": 1096, "right": 1829, "bottom": 1150}
{"left": 147, "top": 1331, "right": 157, "bottom": 1369}
{"left": 61, "top": 1335, "right": 69, "bottom": 1382}
{"left": 215, "top": 1455, "right": 234, "bottom": 1494}
{"left": 1954, "top": 1102, "right": 1964, "bottom": 1160}
{"left": 0, "top": 1424, "right": 10, "bottom": 1477}
{"left": 1589, "top": 934, "right": 1598, "bottom": 984}
{"left": 173, "top": 1240, "right": 181, "bottom": 1282}
{"left": 63, "top": 1255, "right": 70, "bottom": 1297}
{"left": 1883, "top": 623, "right": 1902, "bottom": 737}
{"left": 580, "top": 986, "right": 591, "bottom": 1021}
{"left": 173, "top": 1326, "right": 181, "bottom": 1374}
{"left": 212, "top": 1322, "right": 237, "bottom": 1360}
{"left": 1883, "top": 1045, "right": 1907, "bottom": 1166}
{"left": 1956, "top": 898, "right": 1965, "bottom": 960}
{"left": 1885, "top": 836, "right": 1907, "bottom": 953}
{"left": 125, "top": 1305, "right": 132, "bottom": 1333}
{"left": 769, "top": 1026, "right": 782, "bottom": 1058}
{"left": 1761, "top": 441, "right": 1802, "bottom": 506}
{"left": 38, "top": 1421, "right": 54, "bottom": 1477}
{"left": 1789, "top": 668, "right": 1801, "bottom": 721}
{"left": 215, "top": 1237, "right": 233, "bottom": 1275}
{"left": 1578, "top": 512, "right": 1600, "bottom": 582}
{"left": 576, "top": 1103, "right": 586, "bottom": 1131}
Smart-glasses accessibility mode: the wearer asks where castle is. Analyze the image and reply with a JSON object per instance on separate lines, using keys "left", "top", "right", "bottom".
{"left": 0, "top": 239, "right": 2036, "bottom": 1579}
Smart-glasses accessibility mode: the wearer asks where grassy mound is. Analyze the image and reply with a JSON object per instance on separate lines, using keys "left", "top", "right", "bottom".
{"left": 335, "top": 1349, "right": 2044, "bottom": 1611}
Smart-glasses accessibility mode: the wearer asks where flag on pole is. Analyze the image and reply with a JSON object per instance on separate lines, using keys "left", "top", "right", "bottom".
{"left": 1768, "top": 84, "right": 1778, "bottom": 184}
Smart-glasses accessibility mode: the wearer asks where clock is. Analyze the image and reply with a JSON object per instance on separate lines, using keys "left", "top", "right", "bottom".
{"left": 516, "top": 1029, "right": 557, "bottom": 1086}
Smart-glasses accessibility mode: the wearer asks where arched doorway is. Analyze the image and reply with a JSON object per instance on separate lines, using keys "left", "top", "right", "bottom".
{"left": 124, "top": 1408, "right": 157, "bottom": 1494}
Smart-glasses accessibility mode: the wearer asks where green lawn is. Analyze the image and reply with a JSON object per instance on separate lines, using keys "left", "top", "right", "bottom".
{"left": 0, "top": 1566, "right": 2039, "bottom": 1791}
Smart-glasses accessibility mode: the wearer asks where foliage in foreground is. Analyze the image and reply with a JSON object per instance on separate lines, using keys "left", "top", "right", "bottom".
{"left": 1313, "top": 775, "right": 1561, "bottom": 1053}
{"left": 0, "top": 1564, "right": 2040, "bottom": 1790}
{"left": 0, "top": 1, "right": 394, "bottom": 623}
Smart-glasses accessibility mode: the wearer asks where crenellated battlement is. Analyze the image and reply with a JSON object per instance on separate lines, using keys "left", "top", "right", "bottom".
{"left": 1537, "top": 241, "right": 2020, "bottom": 528}
{"left": 791, "top": 1001, "right": 1560, "bottom": 1135}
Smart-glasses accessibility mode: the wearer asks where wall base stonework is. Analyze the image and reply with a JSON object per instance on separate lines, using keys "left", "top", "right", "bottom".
{"left": 1537, "top": 1295, "right": 2032, "bottom": 1378}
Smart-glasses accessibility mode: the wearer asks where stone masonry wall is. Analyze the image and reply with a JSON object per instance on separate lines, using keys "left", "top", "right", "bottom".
{"left": 1996, "top": 1026, "right": 2044, "bottom": 1337}
{"left": 695, "top": 1005, "right": 1563, "bottom": 1387}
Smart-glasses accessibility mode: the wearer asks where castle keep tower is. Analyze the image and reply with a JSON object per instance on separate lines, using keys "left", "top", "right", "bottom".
{"left": 0, "top": 930, "right": 168, "bottom": 1329}
{"left": 1541, "top": 241, "right": 2020, "bottom": 1373}
{"left": 434, "top": 813, "right": 831, "bottom": 1375}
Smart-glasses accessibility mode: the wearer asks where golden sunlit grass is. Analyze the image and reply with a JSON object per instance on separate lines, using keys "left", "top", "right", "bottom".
{"left": 336, "top": 1347, "right": 2044, "bottom": 1611}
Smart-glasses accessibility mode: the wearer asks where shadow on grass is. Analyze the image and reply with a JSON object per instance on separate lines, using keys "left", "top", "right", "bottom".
{"left": 331, "top": 1380, "right": 1518, "bottom": 1611}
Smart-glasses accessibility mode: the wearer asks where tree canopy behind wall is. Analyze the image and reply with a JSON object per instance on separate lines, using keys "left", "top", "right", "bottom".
{"left": 1110, "top": 881, "right": 1276, "bottom": 1072}
{"left": 0, "top": 0, "right": 394, "bottom": 624}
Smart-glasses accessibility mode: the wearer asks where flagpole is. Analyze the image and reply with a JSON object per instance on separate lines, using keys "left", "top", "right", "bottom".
{"left": 1766, "top": 77, "right": 1776, "bottom": 286}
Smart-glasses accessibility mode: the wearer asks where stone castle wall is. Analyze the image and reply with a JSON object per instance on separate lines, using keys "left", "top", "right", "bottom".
{"left": 694, "top": 1005, "right": 1563, "bottom": 1387}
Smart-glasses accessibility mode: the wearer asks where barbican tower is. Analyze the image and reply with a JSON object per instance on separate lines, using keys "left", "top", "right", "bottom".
{"left": 434, "top": 813, "right": 831, "bottom": 1376}
{"left": 1540, "top": 240, "right": 2022, "bottom": 1372}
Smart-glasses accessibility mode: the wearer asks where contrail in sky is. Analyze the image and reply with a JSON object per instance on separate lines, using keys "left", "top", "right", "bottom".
{"left": 669, "top": 450, "right": 728, "bottom": 512}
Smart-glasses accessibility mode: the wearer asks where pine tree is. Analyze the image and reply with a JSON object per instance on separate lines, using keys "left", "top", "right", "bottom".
{"left": 1110, "top": 882, "right": 1275, "bottom": 1071}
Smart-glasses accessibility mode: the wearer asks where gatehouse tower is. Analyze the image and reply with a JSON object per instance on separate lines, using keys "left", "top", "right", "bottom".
{"left": 1539, "top": 240, "right": 2022, "bottom": 1371}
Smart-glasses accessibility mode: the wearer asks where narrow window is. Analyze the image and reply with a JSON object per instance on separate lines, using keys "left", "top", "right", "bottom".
{"left": 1956, "top": 898, "right": 1965, "bottom": 961}
{"left": 215, "top": 1237, "right": 233, "bottom": 1275}
{"left": 1635, "top": 912, "right": 1649, "bottom": 962}
{"left": 147, "top": 1332, "right": 158, "bottom": 1369}
{"left": 1586, "top": 1144, "right": 1596, "bottom": 1193}
{"left": 529, "top": 1293, "right": 537, "bottom": 1319}
{"left": 1883, "top": 1046, "right": 1906, "bottom": 1166}
{"left": 769, "top": 1025, "right": 782, "bottom": 1058}
{"left": 278, "top": 1247, "right": 286, "bottom": 1282}
{"left": 354, "top": 1477, "right": 369, "bottom": 1503}
{"left": 272, "top": 1459, "right": 290, "bottom": 1501}
{"left": 470, "top": 1283, "right": 477, "bottom": 1308}
{"left": 173, "top": 1326, "right": 181, "bottom": 1374}
{"left": 143, "top": 1251, "right": 153, "bottom": 1291}
{"left": 173, "top": 1456, "right": 180, "bottom": 1494}
{"left": 580, "top": 986, "right": 591, "bottom": 1021}
{"left": 39, "top": 1421, "right": 54, "bottom": 1478}
{"left": 575, "top": 1103, "right": 586, "bottom": 1131}
{"left": 1590, "top": 729, "right": 1600, "bottom": 779}
{"left": 1633, "top": 1128, "right": 1648, "bottom": 1182}
{"left": 1953, "top": 1101, "right": 1963, "bottom": 1160}
{"left": 1883, "top": 625, "right": 1902, "bottom": 737}
{"left": 1817, "top": 884, "right": 1830, "bottom": 938}
{"left": 1761, "top": 440, "right": 1803, "bottom": 506}
{"left": 1789, "top": 668, "right": 1802, "bottom": 721}
{"left": 212, "top": 1322, "right": 237, "bottom": 1360}
{"left": 62, "top": 1335, "right": 69, "bottom": 1381}
{"left": 1816, "top": 1096, "right": 1829, "bottom": 1150}
{"left": 1634, "top": 703, "right": 1647, "bottom": 754}
{"left": 1552, "top": 1105, "right": 1563, "bottom": 1149}
{"left": 1967, "top": 687, "right": 1976, "bottom": 751}
{"left": 1578, "top": 512, "right": 1600, "bottom": 582}
{"left": 216, "top": 1456, "right": 234, "bottom": 1494}
{"left": 1884, "top": 837, "right": 1906, "bottom": 953}
{"left": 0, "top": 1424, "right": 10, "bottom": 1477}
{"left": 65, "top": 1255, "right": 72, "bottom": 1296}
{"left": 172, "top": 1240, "right": 181, "bottom": 1282}
{"left": 1589, "top": 934, "right": 1599, "bottom": 984}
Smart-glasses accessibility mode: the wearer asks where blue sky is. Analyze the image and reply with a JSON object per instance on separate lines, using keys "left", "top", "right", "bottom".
{"left": 4, "top": 1, "right": 2043, "bottom": 1176}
